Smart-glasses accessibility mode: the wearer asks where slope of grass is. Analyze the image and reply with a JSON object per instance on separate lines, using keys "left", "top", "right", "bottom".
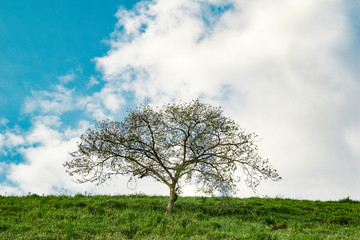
{"left": 0, "top": 194, "right": 359, "bottom": 239}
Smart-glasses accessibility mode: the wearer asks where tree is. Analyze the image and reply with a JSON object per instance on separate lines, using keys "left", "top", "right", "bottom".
{"left": 64, "top": 99, "right": 281, "bottom": 214}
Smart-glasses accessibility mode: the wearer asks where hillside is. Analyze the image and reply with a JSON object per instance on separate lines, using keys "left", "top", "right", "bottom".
{"left": 0, "top": 195, "right": 359, "bottom": 239}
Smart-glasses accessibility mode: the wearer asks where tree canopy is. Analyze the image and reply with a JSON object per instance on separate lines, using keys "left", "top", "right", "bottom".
{"left": 64, "top": 99, "right": 281, "bottom": 213}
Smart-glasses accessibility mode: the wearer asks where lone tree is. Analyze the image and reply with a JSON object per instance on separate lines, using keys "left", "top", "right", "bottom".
{"left": 64, "top": 100, "right": 281, "bottom": 214}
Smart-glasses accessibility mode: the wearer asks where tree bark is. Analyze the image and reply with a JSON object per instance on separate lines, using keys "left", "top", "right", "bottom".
{"left": 165, "top": 188, "right": 178, "bottom": 214}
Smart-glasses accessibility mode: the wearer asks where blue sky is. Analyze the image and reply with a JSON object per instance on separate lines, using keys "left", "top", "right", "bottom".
{"left": 0, "top": 0, "right": 137, "bottom": 129}
{"left": 0, "top": 0, "right": 360, "bottom": 199}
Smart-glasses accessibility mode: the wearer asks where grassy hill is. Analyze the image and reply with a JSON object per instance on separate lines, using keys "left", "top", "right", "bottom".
{"left": 0, "top": 194, "right": 359, "bottom": 239}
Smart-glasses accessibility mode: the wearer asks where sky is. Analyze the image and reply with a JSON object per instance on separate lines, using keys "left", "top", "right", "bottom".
{"left": 0, "top": 0, "right": 359, "bottom": 200}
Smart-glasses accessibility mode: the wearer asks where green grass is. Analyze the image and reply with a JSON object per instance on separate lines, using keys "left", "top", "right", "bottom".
{"left": 0, "top": 194, "right": 359, "bottom": 239}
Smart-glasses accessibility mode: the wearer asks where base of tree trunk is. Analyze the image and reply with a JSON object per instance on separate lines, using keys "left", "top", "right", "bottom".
{"left": 165, "top": 190, "right": 178, "bottom": 214}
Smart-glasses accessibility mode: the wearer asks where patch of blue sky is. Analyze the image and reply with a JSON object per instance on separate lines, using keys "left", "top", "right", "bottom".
{"left": 60, "top": 109, "right": 87, "bottom": 127}
{"left": 200, "top": 1, "right": 234, "bottom": 27}
{"left": 197, "top": 1, "right": 234, "bottom": 42}
{"left": 0, "top": 150, "right": 27, "bottom": 165}
{"left": 0, "top": 0, "right": 141, "bottom": 130}
{"left": 0, "top": 0, "right": 143, "bottom": 185}
{"left": 120, "top": 91, "right": 140, "bottom": 114}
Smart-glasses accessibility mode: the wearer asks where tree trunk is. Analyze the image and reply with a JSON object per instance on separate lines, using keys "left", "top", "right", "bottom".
{"left": 165, "top": 188, "right": 178, "bottom": 214}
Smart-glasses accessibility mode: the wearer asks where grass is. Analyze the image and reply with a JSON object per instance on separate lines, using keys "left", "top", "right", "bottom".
{"left": 0, "top": 194, "right": 359, "bottom": 239}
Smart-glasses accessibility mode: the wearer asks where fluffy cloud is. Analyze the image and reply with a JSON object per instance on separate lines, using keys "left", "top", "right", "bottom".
{"left": 94, "top": 0, "right": 360, "bottom": 200}
{"left": 58, "top": 73, "right": 76, "bottom": 84}
{"left": 97, "top": 0, "right": 352, "bottom": 103}
{"left": 21, "top": 73, "right": 125, "bottom": 121}
{"left": 80, "top": 85, "right": 126, "bottom": 120}
{"left": 1, "top": 111, "right": 165, "bottom": 196}
{"left": 0, "top": 134, "right": 4, "bottom": 150}
{"left": 2, "top": 0, "right": 359, "bottom": 199}
{"left": 0, "top": 120, "right": 80, "bottom": 195}
{"left": 1, "top": 119, "right": 132, "bottom": 196}
{"left": 4, "top": 133, "right": 25, "bottom": 148}
{"left": 87, "top": 76, "right": 100, "bottom": 87}
{"left": 345, "top": 125, "right": 360, "bottom": 158}
{"left": 23, "top": 85, "right": 76, "bottom": 115}
{"left": 0, "top": 131, "right": 25, "bottom": 155}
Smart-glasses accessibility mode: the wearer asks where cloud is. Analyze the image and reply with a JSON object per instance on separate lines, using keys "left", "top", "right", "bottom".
{"left": 0, "top": 118, "right": 9, "bottom": 127}
{"left": 58, "top": 73, "right": 76, "bottom": 84}
{"left": 344, "top": 125, "right": 360, "bottom": 157}
{"left": 9, "top": 127, "right": 81, "bottom": 194}
{"left": 30, "top": 116, "right": 62, "bottom": 128}
{"left": 4, "top": 133, "right": 25, "bottom": 148}
{"left": 23, "top": 85, "right": 75, "bottom": 115}
{"left": 21, "top": 78, "right": 124, "bottom": 121}
{"left": 78, "top": 86, "right": 126, "bottom": 120}
{"left": 2, "top": 0, "right": 359, "bottom": 199}
{"left": 93, "top": 0, "right": 360, "bottom": 200}
{"left": 88, "top": 76, "right": 100, "bottom": 87}
{"left": 0, "top": 184, "right": 23, "bottom": 196}
{"left": 0, "top": 131, "right": 25, "bottom": 155}
{"left": 0, "top": 134, "right": 4, "bottom": 150}
{"left": 1, "top": 118, "right": 168, "bottom": 196}
{"left": 1, "top": 120, "right": 89, "bottom": 195}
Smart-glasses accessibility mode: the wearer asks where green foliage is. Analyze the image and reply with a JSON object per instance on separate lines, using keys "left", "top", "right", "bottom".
{"left": 0, "top": 195, "right": 359, "bottom": 239}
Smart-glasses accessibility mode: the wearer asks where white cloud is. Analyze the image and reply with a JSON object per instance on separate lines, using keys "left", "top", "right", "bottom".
{"left": 22, "top": 69, "right": 125, "bottom": 121}
{"left": 1, "top": 119, "right": 168, "bottom": 196}
{"left": 0, "top": 134, "right": 4, "bottom": 150}
{"left": 0, "top": 118, "right": 9, "bottom": 127}
{"left": 31, "top": 116, "right": 62, "bottom": 128}
{"left": 10, "top": 135, "right": 80, "bottom": 194}
{"left": 93, "top": 0, "right": 360, "bottom": 200}
{"left": 344, "top": 125, "right": 360, "bottom": 157}
{"left": 0, "top": 162, "right": 7, "bottom": 174}
{"left": 88, "top": 76, "right": 100, "bottom": 87}
{"left": 79, "top": 83, "right": 126, "bottom": 120}
{"left": 2, "top": 0, "right": 359, "bottom": 199}
{"left": 0, "top": 185, "right": 23, "bottom": 196}
{"left": 1, "top": 120, "right": 89, "bottom": 195}
{"left": 0, "top": 131, "right": 25, "bottom": 154}
{"left": 58, "top": 73, "right": 76, "bottom": 84}
{"left": 25, "top": 124, "right": 61, "bottom": 146}
{"left": 23, "top": 85, "right": 75, "bottom": 115}
{"left": 5, "top": 133, "right": 25, "bottom": 148}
